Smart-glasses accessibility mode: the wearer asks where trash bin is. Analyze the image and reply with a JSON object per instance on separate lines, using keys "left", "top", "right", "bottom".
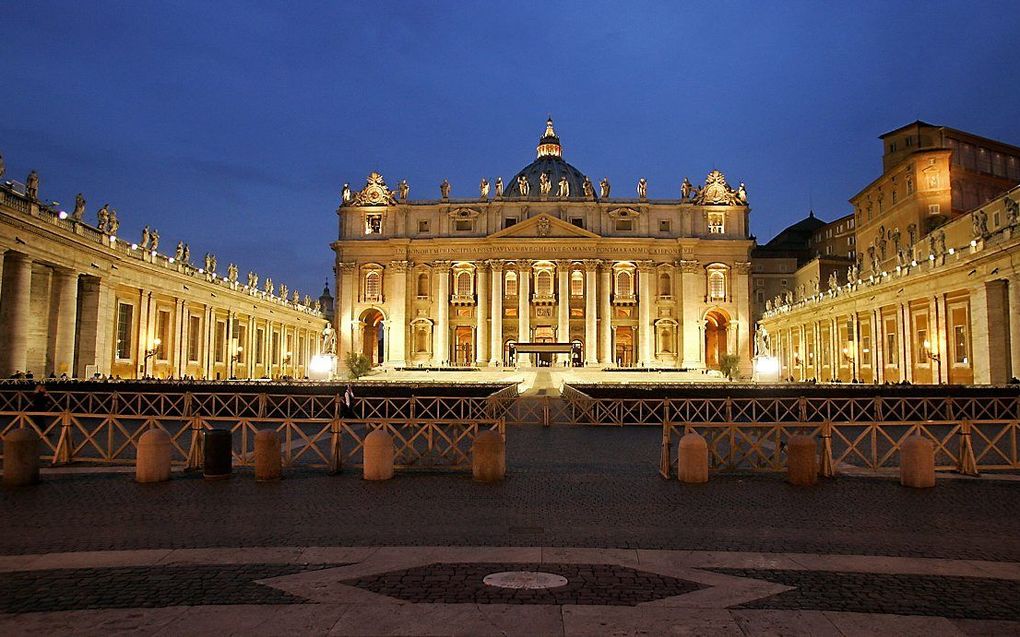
{"left": 203, "top": 429, "right": 232, "bottom": 479}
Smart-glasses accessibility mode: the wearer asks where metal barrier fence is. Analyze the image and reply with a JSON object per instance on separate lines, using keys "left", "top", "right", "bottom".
{"left": 0, "top": 388, "right": 505, "bottom": 472}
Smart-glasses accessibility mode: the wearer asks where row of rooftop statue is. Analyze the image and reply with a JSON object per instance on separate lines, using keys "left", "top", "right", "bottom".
{"left": 0, "top": 159, "right": 323, "bottom": 312}
{"left": 339, "top": 170, "right": 749, "bottom": 207}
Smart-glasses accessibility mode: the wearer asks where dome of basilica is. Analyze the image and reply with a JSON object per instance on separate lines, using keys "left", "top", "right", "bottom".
{"left": 504, "top": 118, "right": 595, "bottom": 200}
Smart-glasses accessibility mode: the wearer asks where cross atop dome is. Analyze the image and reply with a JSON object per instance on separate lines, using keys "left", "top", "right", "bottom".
{"left": 536, "top": 117, "right": 562, "bottom": 158}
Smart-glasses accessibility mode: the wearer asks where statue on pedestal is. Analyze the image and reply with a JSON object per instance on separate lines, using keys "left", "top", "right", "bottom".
{"left": 440, "top": 179, "right": 451, "bottom": 199}
{"left": 26, "top": 170, "right": 39, "bottom": 199}
{"left": 97, "top": 204, "right": 110, "bottom": 231}
{"left": 1006, "top": 197, "right": 1019, "bottom": 226}
{"left": 681, "top": 177, "right": 692, "bottom": 200}
{"left": 599, "top": 177, "right": 611, "bottom": 198}
{"left": 341, "top": 183, "right": 352, "bottom": 204}
{"left": 279, "top": 283, "right": 288, "bottom": 299}
{"left": 72, "top": 194, "right": 86, "bottom": 221}
{"left": 107, "top": 210, "right": 119, "bottom": 235}
{"left": 557, "top": 175, "right": 570, "bottom": 198}
{"left": 517, "top": 174, "right": 530, "bottom": 196}
{"left": 321, "top": 324, "right": 337, "bottom": 355}
{"left": 494, "top": 177, "right": 503, "bottom": 198}
{"left": 149, "top": 228, "right": 159, "bottom": 251}
{"left": 175, "top": 241, "right": 185, "bottom": 261}
{"left": 582, "top": 176, "right": 593, "bottom": 199}
{"left": 265, "top": 278, "right": 274, "bottom": 296}
{"left": 539, "top": 172, "right": 551, "bottom": 196}
{"left": 736, "top": 182, "right": 748, "bottom": 204}
{"left": 180, "top": 241, "right": 187, "bottom": 262}
{"left": 828, "top": 271, "right": 839, "bottom": 292}
{"left": 141, "top": 226, "right": 151, "bottom": 249}
{"left": 637, "top": 178, "right": 647, "bottom": 199}
{"left": 754, "top": 324, "right": 771, "bottom": 358}
{"left": 227, "top": 263, "right": 238, "bottom": 283}
{"left": 479, "top": 178, "right": 489, "bottom": 199}
{"left": 248, "top": 271, "right": 258, "bottom": 288}
{"left": 398, "top": 179, "right": 409, "bottom": 201}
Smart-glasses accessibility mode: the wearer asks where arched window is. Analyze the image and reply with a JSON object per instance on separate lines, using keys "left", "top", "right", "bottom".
{"left": 416, "top": 272, "right": 429, "bottom": 298}
{"left": 505, "top": 271, "right": 518, "bottom": 297}
{"left": 570, "top": 270, "right": 584, "bottom": 296}
{"left": 536, "top": 270, "right": 553, "bottom": 296}
{"left": 456, "top": 271, "right": 472, "bottom": 296}
{"left": 707, "top": 267, "right": 726, "bottom": 301}
{"left": 414, "top": 326, "right": 429, "bottom": 353}
{"left": 365, "top": 271, "right": 382, "bottom": 301}
{"left": 658, "top": 272, "right": 671, "bottom": 297}
{"left": 617, "top": 271, "right": 633, "bottom": 297}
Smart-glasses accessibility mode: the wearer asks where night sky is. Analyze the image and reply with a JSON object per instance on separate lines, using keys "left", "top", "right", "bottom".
{"left": 2, "top": 1, "right": 1018, "bottom": 295}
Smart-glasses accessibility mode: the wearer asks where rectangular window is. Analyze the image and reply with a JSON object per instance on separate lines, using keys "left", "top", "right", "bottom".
{"left": 861, "top": 334, "right": 872, "bottom": 367}
{"left": 708, "top": 214, "right": 725, "bottom": 234}
{"left": 570, "top": 217, "right": 584, "bottom": 228}
{"left": 271, "top": 331, "right": 280, "bottom": 365}
{"left": 155, "top": 309, "right": 170, "bottom": 360}
{"left": 455, "top": 219, "right": 472, "bottom": 231}
{"left": 214, "top": 321, "right": 226, "bottom": 363}
{"left": 951, "top": 305, "right": 969, "bottom": 364}
{"left": 298, "top": 335, "right": 305, "bottom": 365}
{"left": 417, "top": 220, "right": 430, "bottom": 233}
{"left": 365, "top": 214, "right": 382, "bottom": 234}
{"left": 885, "top": 323, "right": 898, "bottom": 366}
{"left": 615, "top": 219, "right": 633, "bottom": 231}
{"left": 115, "top": 302, "right": 133, "bottom": 360}
{"left": 255, "top": 328, "right": 265, "bottom": 365}
{"left": 187, "top": 315, "right": 201, "bottom": 362}
{"left": 659, "top": 219, "right": 671, "bottom": 233}
{"left": 504, "top": 217, "right": 517, "bottom": 228}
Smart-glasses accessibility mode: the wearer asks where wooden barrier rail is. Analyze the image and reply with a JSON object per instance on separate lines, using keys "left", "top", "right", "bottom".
{"left": 0, "top": 388, "right": 504, "bottom": 472}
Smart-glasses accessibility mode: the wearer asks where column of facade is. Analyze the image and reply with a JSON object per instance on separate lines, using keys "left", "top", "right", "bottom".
{"left": 387, "top": 260, "right": 409, "bottom": 366}
{"left": 599, "top": 262, "right": 612, "bottom": 365}
{"left": 850, "top": 312, "right": 861, "bottom": 381}
{"left": 899, "top": 303, "right": 913, "bottom": 382}
{"left": 489, "top": 261, "right": 504, "bottom": 366}
{"left": 872, "top": 308, "right": 885, "bottom": 382}
{"left": 50, "top": 267, "right": 79, "bottom": 376}
{"left": 637, "top": 261, "right": 654, "bottom": 367}
{"left": 679, "top": 260, "right": 702, "bottom": 368}
{"left": 556, "top": 261, "right": 570, "bottom": 365}
{"left": 798, "top": 324, "right": 807, "bottom": 379}
{"left": 733, "top": 262, "right": 752, "bottom": 373}
{"left": 433, "top": 261, "right": 450, "bottom": 366}
{"left": 584, "top": 260, "right": 599, "bottom": 365}
{"left": 338, "top": 262, "right": 356, "bottom": 359}
{"left": 0, "top": 251, "right": 33, "bottom": 376}
{"left": 475, "top": 261, "right": 490, "bottom": 366}
{"left": 1008, "top": 278, "right": 1020, "bottom": 380}
{"left": 517, "top": 261, "right": 532, "bottom": 366}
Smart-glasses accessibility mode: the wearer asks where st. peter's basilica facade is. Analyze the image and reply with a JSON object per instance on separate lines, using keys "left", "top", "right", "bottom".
{"left": 331, "top": 119, "right": 754, "bottom": 370}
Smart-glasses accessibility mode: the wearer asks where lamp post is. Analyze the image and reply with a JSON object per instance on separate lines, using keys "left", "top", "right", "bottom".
{"left": 923, "top": 338, "right": 942, "bottom": 383}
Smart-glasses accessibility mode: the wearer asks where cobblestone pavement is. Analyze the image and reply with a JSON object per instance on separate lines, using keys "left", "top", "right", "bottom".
{"left": 2, "top": 426, "right": 1019, "bottom": 560}
{"left": 344, "top": 562, "right": 704, "bottom": 605}
{"left": 0, "top": 563, "right": 343, "bottom": 614}
{"left": 711, "top": 568, "right": 1020, "bottom": 621}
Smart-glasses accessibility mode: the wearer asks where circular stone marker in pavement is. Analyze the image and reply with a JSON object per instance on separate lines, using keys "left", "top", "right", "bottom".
{"left": 482, "top": 570, "right": 569, "bottom": 589}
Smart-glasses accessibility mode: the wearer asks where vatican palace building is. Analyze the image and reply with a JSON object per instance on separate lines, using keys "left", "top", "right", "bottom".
{"left": 331, "top": 119, "right": 755, "bottom": 371}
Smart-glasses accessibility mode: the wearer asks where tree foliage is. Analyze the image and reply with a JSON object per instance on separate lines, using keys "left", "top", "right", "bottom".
{"left": 344, "top": 352, "right": 372, "bottom": 379}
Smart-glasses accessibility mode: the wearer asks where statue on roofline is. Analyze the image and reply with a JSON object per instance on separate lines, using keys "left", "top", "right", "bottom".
{"left": 399, "top": 179, "right": 409, "bottom": 201}
{"left": 341, "top": 183, "right": 351, "bottom": 204}
{"left": 440, "top": 179, "right": 451, "bottom": 199}
{"left": 599, "top": 177, "right": 610, "bottom": 198}
{"left": 494, "top": 176, "right": 503, "bottom": 198}
{"left": 637, "top": 178, "right": 647, "bottom": 199}
{"left": 582, "top": 176, "right": 594, "bottom": 199}
{"left": 479, "top": 178, "right": 489, "bottom": 199}
{"left": 517, "top": 174, "right": 530, "bottom": 196}
{"left": 539, "top": 172, "right": 551, "bottom": 196}
{"left": 557, "top": 175, "right": 570, "bottom": 198}
{"left": 73, "top": 193, "right": 86, "bottom": 221}
{"left": 681, "top": 177, "right": 692, "bottom": 200}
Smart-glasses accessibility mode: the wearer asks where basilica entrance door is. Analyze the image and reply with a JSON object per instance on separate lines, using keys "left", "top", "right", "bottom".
{"left": 615, "top": 327, "right": 634, "bottom": 367}
{"left": 454, "top": 326, "right": 473, "bottom": 366}
{"left": 535, "top": 327, "right": 554, "bottom": 367}
{"left": 705, "top": 310, "right": 729, "bottom": 369}
{"left": 361, "top": 309, "right": 385, "bottom": 366}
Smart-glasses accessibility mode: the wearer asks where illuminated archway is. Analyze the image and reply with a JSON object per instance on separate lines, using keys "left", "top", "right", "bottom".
{"left": 360, "top": 308, "right": 385, "bottom": 366}
{"left": 704, "top": 309, "right": 729, "bottom": 369}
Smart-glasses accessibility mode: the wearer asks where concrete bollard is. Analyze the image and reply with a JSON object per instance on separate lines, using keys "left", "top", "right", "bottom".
{"left": 136, "top": 429, "right": 172, "bottom": 483}
{"left": 787, "top": 435, "right": 818, "bottom": 486}
{"left": 901, "top": 435, "right": 936, "bottom": 488}
{"left": 363, "top": 428, "right": 394, "bottom": 481}
{"left": 677, "top": 432, "right": 708, "bottom": 483}
{"left": 472, "top": 430, "right": 505, "bottom": 482}
{"left": 203, "top": 429, "right": 233, "bottom": 480}
{"left": 3, "top": 429, "right": 40, "bottom": 487}
{"left": 254, "top": 430, "right": 282, "bottom": 481}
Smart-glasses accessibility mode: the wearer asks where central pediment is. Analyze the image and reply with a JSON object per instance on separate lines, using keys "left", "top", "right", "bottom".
{"left": 488, "top": 213, "right": 600, "bottom": 239}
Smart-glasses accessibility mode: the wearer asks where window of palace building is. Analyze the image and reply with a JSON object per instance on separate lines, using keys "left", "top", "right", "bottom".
{"left": 615, "top": 219, "right": 633, "bottom": 231}
{"left": 707, "top": 266, "right": 727, "bottom": 301}
{"left": 188, "top": 315, "right": 201, "bottom": 362}
{"left": 116, "top": 302, "right": 133, "bottom": 360}
{"left": 365, "top": 214, "right": 382, "bottom": 234}
{"left": 255, "top": 328, "right": 265, "bottom": 365}
{"left": 505, "top": 271, "right": 518, "bottom": 297}
{"left": 708, "top": 213, "right": 725, "bottom": 234}
{"left": 570, "top": 270, "right": 584, "bottom": 296}
{"left": 455, "top": 219, "right": 473, "bottom": 232}
{"left": 364, "top": 270, "right": 382, "bottom": 302}
{"left": 659, "top": 219, "right": 671, "bottom": 233}
{"left": 417, "top": 220, "right": 430, "bottom": 234}
{"left": 156, "top": 310, "right": 170, "bottom": 360}
{"left": 214, "top": 321, "right": 226, "bottom": 364}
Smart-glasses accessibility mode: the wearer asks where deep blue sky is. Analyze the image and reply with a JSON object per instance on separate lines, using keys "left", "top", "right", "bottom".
{"left": 3, "top": 1, "right": 1018, "bottom": 295}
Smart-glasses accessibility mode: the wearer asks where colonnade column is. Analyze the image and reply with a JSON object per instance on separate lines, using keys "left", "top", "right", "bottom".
{"left": 637, "top": 261, "right": 654, "bottom": 367}
{"left": 1009, "top": 277, "right": 1020, "bottom": 380}
{"left": 850, "top": 312, "right": 861, "bottom": 381}
{"left": 556, "top": 261, "right": 570, "bottom": 366}
{"left": 476, "top": 261, "right": 490, "bottom": 366}
{"left": 51, "top": 267, "right": 79, "bottom": 376}
{"left": 433, "top": 261, "right": 450, "bottom": 366}
{"left": 388, "top": 260, "right": 408, "bottom": 366}
{"left": 599, "top": 262, "right": 612, "bottom": 366}
{"left": 489, "top": 261, "right": 504, "bottom": 366}
{"left": 517, "top": 261, "right": 531, "bottom": 366}
{"left": 584, "top": 260, "right": 599, "bottom": 365}
{"left": 0, "top": 251, "right": 33, "bottom": 376}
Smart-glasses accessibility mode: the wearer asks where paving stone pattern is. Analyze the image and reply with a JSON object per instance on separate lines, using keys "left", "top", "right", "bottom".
{"left": 345, "top": 562, "right": 704, "bottom": 605}
{"left": 0, "top": 564, "right": 342, "bottom": 614}
{"left": 713, "top": 568, "right": 1020, "bottom": 621}
{"left": 2, "top": 426, "right": 1019, "bottom": 560}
